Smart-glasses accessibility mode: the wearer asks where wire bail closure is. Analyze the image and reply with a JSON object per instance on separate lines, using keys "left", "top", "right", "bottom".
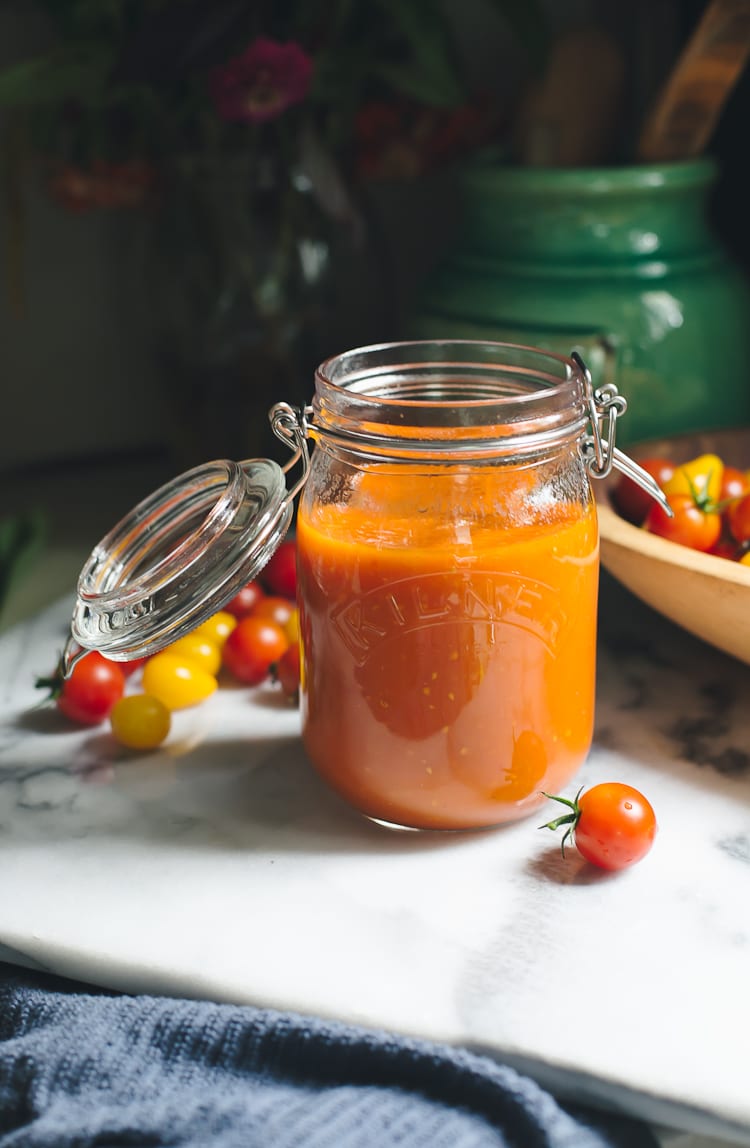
{"left": 574, "top": 350, "right": 627, "bottom": 479}
{"left": 269, "top": 402, "right": 313, "bottom": 499}
{"left": 573, "top": 351, "right": 672, "bottom": 517}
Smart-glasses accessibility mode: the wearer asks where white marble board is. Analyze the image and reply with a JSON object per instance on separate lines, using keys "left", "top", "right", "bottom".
{"left": 0, "top": 579, "right": 748, "bottom": 1145}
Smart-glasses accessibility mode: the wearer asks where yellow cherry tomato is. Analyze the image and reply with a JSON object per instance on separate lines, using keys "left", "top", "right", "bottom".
{"left": 663, "top": 453, "right": 724, "bottom": 504}
{"left": 740, "top": 551, "right": 750, "bottom": 566}
{"left": 193, "top": 611, "right": 237, "bottom": 649}
{"left": 165, "top": 633, "right": 221, "bottom": 676}
{"left": 284, "top": 607, "right": 300, "bottom": 645}
{"left": 141, "top": 653, "right": 218, "bottom": 710}
{"left": 110, "top": 694, "right": 171, "bottom": 749}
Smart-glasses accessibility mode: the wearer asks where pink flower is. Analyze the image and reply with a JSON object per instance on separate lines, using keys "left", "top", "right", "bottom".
{"left": 209, "top": 38, "right": 313, "bottom": 123}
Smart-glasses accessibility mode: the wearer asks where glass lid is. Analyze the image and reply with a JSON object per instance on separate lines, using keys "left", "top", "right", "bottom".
{"left": 62, "top": 403, "right": 309, "bottom": 676}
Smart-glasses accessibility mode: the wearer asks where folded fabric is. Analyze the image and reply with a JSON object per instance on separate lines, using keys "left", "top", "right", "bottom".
{"left": 0, "top": 962, "right": 657, "bottom": 1148}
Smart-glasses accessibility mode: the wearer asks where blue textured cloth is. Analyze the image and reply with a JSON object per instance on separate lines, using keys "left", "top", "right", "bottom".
{"left": 0, "top": 962, "right": 657, "bottom": 1147}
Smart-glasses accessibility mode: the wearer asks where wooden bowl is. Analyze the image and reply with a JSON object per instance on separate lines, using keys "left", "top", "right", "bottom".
{"left": 597, "top": 428, "right": 750, "bottom": 665}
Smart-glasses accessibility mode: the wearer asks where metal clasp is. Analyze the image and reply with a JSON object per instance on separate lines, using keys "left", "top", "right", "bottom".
{"left": 573, "top": 352, "right": 672, "bottom": 516}
{"left": 268, "top": 401, "right": 313, "bottom": 502}
{"left": 574, "top": 350, "right": 627, "bottom": 479}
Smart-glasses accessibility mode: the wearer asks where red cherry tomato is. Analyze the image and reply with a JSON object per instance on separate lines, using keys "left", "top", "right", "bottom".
{"left": 728, "top": 493, "right": 750, "bottom": 544}
{"left": 222, "top": 617, "right": 288, "bottom": 685}
{"left": 274, "top": 643, "right": 301, "bottom": 701}
{"left": 542, "top": 783, "right": 657, "bottom": 871}
{"left": 223, "top": 580, "right": 265, "bottom": 619}
{"left": 646, "top": 493, "right": 721, "bottom": 552}
{"left": 612, "top": 457, "right": 675, "bottom": 525}
{"left": 116, "top": 656, "right": 148, "bottom": 678}
{"left": 719, "top": 465, "right": 749, "bottom": 504}
{"left": 261, "top": 540, "right": 297, "bottom": 599}
{"left": 252, "top": 595, "right": 295, "bottom": 629}
{"left": 37, "top": 652, "right": 125, "bottom": 726}
{"left": 708, "top": 538, "right": 741, "bottom": 561}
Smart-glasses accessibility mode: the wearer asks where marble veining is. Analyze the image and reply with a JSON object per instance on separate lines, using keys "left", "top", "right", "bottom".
{"left": 1, "top": 577, "right": 749, "bottom": 1147}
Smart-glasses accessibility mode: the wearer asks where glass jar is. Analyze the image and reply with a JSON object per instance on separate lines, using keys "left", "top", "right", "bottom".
{"left": 63, "top": 340, "right": 663, "bottom": 832}
{"left": 295, "top": 341, "right": 600, "bottom": 830}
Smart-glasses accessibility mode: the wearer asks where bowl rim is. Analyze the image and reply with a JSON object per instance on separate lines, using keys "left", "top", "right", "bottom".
{"left": 597, "top": 498, "right": 750, "bottom": 586}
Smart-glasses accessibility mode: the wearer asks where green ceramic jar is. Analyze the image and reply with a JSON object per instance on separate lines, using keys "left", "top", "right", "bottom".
{"left": 413, "top": 158, "right": 750, "bottom": 444}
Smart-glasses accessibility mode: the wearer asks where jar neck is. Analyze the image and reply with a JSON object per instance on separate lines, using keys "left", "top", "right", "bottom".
{"left": 312, "top": 340, "right": 588, "bottom": 462}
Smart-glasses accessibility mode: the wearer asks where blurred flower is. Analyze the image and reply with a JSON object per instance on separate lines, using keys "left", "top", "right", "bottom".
{"left": 355, "top": 97, "right": 499, "bottom": 180}
{"left": 209, "top": 38, "right": 314, "bottom": 124}
{"left": 48, "top": 159, "right": 155, "bottom": 212}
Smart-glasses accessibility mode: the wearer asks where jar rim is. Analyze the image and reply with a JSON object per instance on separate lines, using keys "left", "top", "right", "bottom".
{"left": 312, "top": 339, "right": 588, "bottom": 459}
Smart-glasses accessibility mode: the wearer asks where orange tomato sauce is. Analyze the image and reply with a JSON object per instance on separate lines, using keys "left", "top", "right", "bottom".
{"left": 296, "top": 470, "right": 599, "bottom": 830}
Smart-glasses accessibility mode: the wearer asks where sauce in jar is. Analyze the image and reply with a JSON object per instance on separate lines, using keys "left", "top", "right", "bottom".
{"left": 298, "top": 465, "right": 598, "bottom": 830}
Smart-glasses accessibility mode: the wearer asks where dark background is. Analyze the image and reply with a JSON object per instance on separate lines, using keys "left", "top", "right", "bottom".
{"left": 1, "top": 0, "right": 748, "bottom": 478}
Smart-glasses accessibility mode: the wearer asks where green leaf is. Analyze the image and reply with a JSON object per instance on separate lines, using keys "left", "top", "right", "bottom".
{"left": 0, "top": 511, "right": 46, "bottom": 618}
{"left": 372, "top": 0, "right": 466, "bottom": 107}
{"left": 0, "top": 50, "right": 112, "bottom": 108}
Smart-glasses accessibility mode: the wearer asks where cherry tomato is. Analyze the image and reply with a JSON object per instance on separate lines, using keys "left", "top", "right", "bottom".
{"left": 224, "top": 581, "right": 265, "bottom": 619}
{"left": 727, "top": 493, "right": 750, "bottom": 544}
{"left": 274, "top": 643, "right": 301, "bottom": 701}
{"left": 117, "top": 656, "right": 148, "bottom": 678}
{"left": 612, "top": 457, "right": 675, "bottom": 525}
{"left": 646, "top": 493, "right": 721, "bottom": 552}
{"left": 719, "top": 465, "right": 749, "bottom": 504}
{"left": 740, "top": 551, "right": 750, "bottom": 567}
{"left": 37, "top": 652, "right": 125, "bottom": 726}
{"left": 262, "top": 540, "right": 297, "bottom": 599}
{"left": 141, "top": 653, "right": 218, "bottom": 710}
{"left": 193, "top": 611, "right": 237, "bottom": 649}
{"left": 164, "top": 633, "right": 221, "bottom": 676}
{"left": 252, "top": 595, "right": 295, "bottom": 630}
{"left": 541, "top": 783, "right": 657, "bottom": 871}
{"left": 110, "top": 694, "right": 171, "bottom": 749}
{"left": 708, "top": 538, "right": 740, "bottom": 561}
{"left": 664, "top": 452, "right": 724, "bottom": 504}
{"left": 283, "top": 606, "right": 300, "bottom": 645}
{"left": 222, "top": 617, "right": 288, "bottom": 685}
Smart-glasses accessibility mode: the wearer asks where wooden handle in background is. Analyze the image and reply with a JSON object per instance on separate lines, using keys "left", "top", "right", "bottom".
{"left": 638, "top": 0, "right": 750, "bottom": 162}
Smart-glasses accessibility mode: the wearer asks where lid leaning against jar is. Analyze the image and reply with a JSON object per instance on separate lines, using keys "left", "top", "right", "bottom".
{"left": 61, "top": 341, "right": 669, "bottom": 677}
{"left": 62, "top": 404, "right": 309, "bottom": 676}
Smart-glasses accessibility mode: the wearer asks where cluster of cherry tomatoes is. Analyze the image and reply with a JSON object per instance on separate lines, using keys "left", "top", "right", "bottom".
{"left": 613, "top": 451, "right": 750, "bottom": 559}
{"left": 37, "top": 540, "right": 300, "bottom": 751}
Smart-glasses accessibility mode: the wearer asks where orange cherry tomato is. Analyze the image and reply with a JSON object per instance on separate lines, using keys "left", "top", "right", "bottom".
{"left": 542, "top": 783, "right": 657, "bottom": 871}
{"left": 252, "top": 595, "right": 295, "bottom": 630}
{"left": 646, "top": 493, "right": 721, "bottom": 552}
{"left": 222, "top": 617, "right": 288, "bottom": 685}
